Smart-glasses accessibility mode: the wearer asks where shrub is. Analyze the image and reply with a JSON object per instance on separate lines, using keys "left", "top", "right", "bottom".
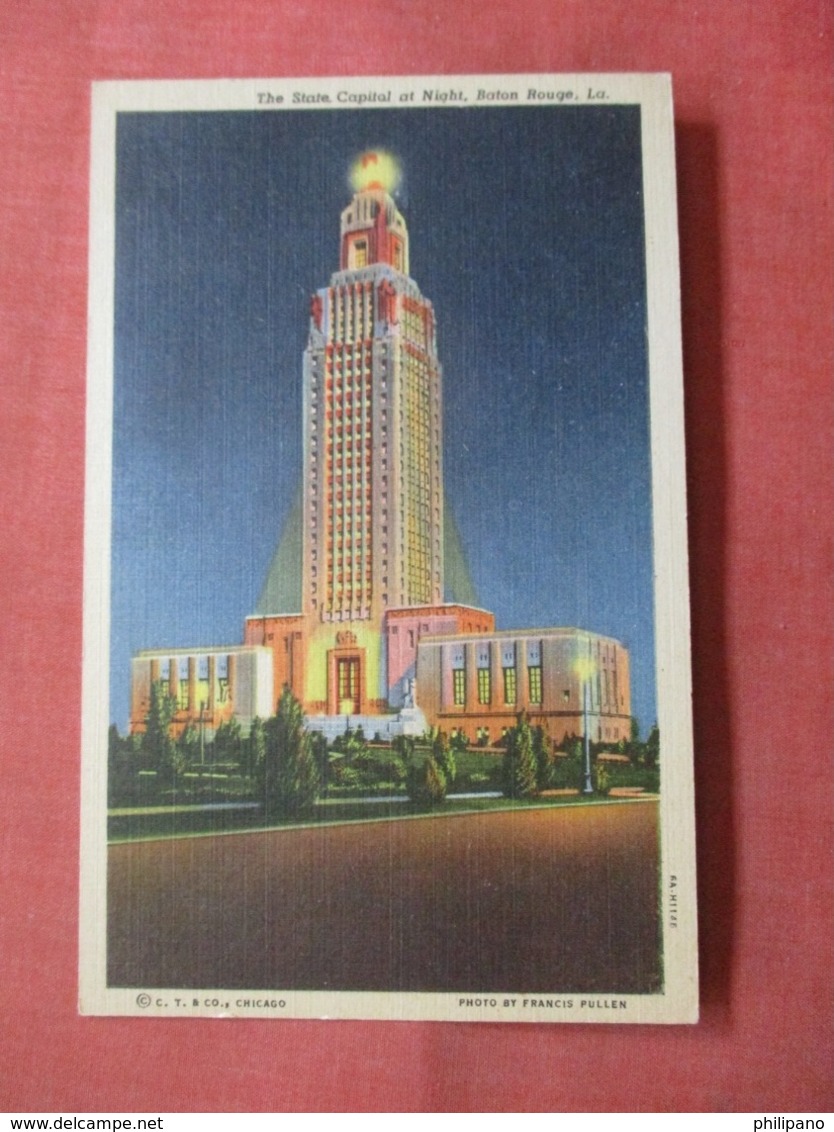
{"left": 432, "top": 729, "right": 456, "bottom": 786}
{"left": 502, "top": 714, "right": 539, "bottom": 798}
{"left": 593, "top": 762, "right": 611, "bottom": 796}
{"left": 341, "top": 749, "right": 408, "bottom": 790}
{"left": 176, "top": 723, "right": 200, "bottom": 772}
{"left": 213, "top": 718, "right": 243, "bottom": 765}
{"left": 392, "top": 734, "right": 416, "bottom": 764}
{"left": 406, "top": 755, "right": 447, "bottom": 805}
{"left": 330, "top": 764, "right": 361, "bottom": 789}
{"left": 378, "top": 756, "right": 407, "bottom": 784}
{"left": 450, "top": 730, "right": 469, "bottom": 752}
{"left": 551, "top": 749, "right": 583, "bottom": 790}
{"left": 532, "top": 725, "right": 552, "bottom": 790}
{"left": 245, "top": 716, "right": 267, "bottom": 783}
{"left": 331, "top": 727, "right": 369, "bottom": 763}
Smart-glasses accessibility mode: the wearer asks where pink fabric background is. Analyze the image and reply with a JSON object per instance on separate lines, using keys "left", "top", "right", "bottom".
{"left": 1, "top": 0, "right": 831, "bottom": 1113}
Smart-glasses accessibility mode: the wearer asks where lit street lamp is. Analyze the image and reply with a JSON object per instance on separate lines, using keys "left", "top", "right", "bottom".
{"left": 199, "top": 699, "right": 207, "bottom": 766}
{"left": 339, "top": 698, "right": 352, "bottom": 737}
{"left": 574, "top": 644, "right": 596, "bottom": 795}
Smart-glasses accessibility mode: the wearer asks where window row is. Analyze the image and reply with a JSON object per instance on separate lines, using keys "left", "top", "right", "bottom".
{"left": 451, "top": 665, "right": 542, "bottom": 707}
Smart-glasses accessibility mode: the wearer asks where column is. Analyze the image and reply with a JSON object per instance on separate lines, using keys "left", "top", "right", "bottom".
{"left": 465, "top": 641, "right": 479, "bottom": 714}
{"left": 517, "top": 638, "right": 529, "bottom": 711}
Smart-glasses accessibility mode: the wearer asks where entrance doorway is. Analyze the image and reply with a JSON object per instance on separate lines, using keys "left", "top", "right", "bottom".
{"left": 327, "top": 632, "right": 366, "bottom": 716}
{"left": 336, "top": 656, "right": 360, "bottom": 715}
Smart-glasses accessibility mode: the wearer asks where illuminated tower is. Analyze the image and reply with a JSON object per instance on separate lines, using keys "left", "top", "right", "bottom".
{"left": 300, "top": 152, "right": 444, "bottom": 712}
{"left": 304, "top": 155, "right": 443, "bottom": 618}
{"left": 244, "top": 151, "right": 493, "bottom": 722}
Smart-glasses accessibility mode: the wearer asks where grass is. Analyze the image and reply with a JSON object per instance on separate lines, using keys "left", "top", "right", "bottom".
{"left": 107, "top": 788, "right": 657, "bottom": 843}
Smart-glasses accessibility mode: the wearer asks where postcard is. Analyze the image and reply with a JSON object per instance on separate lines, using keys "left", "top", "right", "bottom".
{"left": 80, "top": 73, "right": 697, "bottom": 1023}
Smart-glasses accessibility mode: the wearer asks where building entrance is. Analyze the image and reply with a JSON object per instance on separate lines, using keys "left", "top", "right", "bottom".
{"left": 336, "top": 656, "right": 360, "bottom": 714}
{"left": 326, "top": 632, "right": 367, "bottom": 716}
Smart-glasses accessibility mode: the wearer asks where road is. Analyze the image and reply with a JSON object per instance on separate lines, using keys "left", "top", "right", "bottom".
{"left": 108, "top": 800, "right": 661, "bottom": 993}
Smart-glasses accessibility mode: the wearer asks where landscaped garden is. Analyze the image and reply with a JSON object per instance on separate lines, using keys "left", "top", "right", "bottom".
{"left": 107, "top": 684, "right": 660, "bottom": 841}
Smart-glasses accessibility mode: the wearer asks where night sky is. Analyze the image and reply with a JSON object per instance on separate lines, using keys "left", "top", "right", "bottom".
{"left": 111, "top": 104, "right": 656, "bottom": 733}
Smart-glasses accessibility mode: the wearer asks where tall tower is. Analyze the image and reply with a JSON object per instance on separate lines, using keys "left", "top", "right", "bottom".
{"left": 299, "top": 153, "right": 444, "bottom": 712}
{"left": 245, "top": 151, "right": 492, "bottom": 721}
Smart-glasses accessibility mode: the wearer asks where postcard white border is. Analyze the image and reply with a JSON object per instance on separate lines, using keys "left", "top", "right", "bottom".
{"left": 80, "top": 73, "right": 697, "bottom": 1024}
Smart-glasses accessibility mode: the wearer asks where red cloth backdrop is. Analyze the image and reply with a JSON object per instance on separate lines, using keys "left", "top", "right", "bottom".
{"left": 1, "top": 0, "right": 831, "bottom": 1113}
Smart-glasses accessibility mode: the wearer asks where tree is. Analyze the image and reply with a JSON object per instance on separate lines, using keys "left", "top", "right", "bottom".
{"left": 245, "top": 716, "right": 266, "bottom": 783}
{"left": 392, "top": 734, "right": 416, "bottom": 764}
{"left": 406, "top": 754, "right": 447, "bottom": 805}
{"left": 177, "top": 723, "right": 200, "bottom": 761}
{"left": 644, "top": 724, "right": 660, "bottom": 769}
{"left": 143, "top": 680, "right": 176, "bottom": 782}
{"left": 168, "top": 724, "right": 197, "bottom": 784}
{"left": 502, "top": 713, "right": 539, "bottom": 798}
{"left": 263, "top": 687, "right": 320, "bottom": 818}
{"left": 532, "top": 724, "right": 552, "bottom": 790}
{"left": 550, "top": 737, "right": 583, "bottom": 790}
{"left": 431, "top": 728, "right": 456, "bottom": 787}
{"left": 108, "top": 724, "right": 138, "bottom": 806}
{"left": 627, "top": 716, "right": 642, "bottom": 766}
{"left": 310, "top": 730, "right": 330, "bottom": 794}
{"left": 170, "top": 744, "right": 190, "bottom": 784}
{"left": 214, "top": 717, "right": 243, "bottom": 765}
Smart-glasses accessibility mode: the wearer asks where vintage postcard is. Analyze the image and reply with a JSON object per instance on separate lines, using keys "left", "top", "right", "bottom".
{"left": 80, "top": 73, "right": 697, "bottom": 1023}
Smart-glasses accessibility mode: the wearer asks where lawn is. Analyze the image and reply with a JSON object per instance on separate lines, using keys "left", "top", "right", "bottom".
{"left": 107, "top": 787, "right": 655, "bottom": 842}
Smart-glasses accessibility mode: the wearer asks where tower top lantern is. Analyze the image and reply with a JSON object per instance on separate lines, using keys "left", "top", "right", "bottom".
{"left": 340, "top": 151, "right": 409, "bottom": 274}
{"left": 349, "top": 149, "right": 401, "bottom": 194}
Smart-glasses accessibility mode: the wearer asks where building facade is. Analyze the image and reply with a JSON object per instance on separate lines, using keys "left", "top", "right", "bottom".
{"left": 416, "top": 627, "right": 632, "bottom": 746}
{"left": 129, "top": 154, "right": 632, "bottom": 744}
{"left": 130, "top": 645, "right": 274, "bottom": 738}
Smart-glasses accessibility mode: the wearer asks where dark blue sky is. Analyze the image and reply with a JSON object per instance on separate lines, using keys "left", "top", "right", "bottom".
{"left": 111, "top": 104, "right": 656, "bottom": 733}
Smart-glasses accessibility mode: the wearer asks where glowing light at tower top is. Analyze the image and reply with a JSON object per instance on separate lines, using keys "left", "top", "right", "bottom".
{"left": 349, "top": 149, "right": 401, "bottom": 194}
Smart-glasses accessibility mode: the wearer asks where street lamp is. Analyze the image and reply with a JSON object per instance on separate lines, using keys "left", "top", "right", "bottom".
{"left": 574, "top": 644, "right": 596, "bottom": 795}
{"left": 339, "top": 698, "right": 352, "bottom": 737}
{"left": 199, "top": 699, "right": 207, "bottom": 766}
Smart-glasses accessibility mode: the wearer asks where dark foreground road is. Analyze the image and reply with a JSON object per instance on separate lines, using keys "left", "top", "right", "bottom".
{"left": 108, "top": 800, "right": 661, "bottom": 993}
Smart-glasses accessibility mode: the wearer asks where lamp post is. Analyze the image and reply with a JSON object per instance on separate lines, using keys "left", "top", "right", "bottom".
{"left": 339, "top": 699, "right": 352, "bottom": 738}
{"left": 199, "top": 699, "right": 206, "bottom": 767}
{"left": 575, "top": 643, "right": 595, "bottom": 795}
